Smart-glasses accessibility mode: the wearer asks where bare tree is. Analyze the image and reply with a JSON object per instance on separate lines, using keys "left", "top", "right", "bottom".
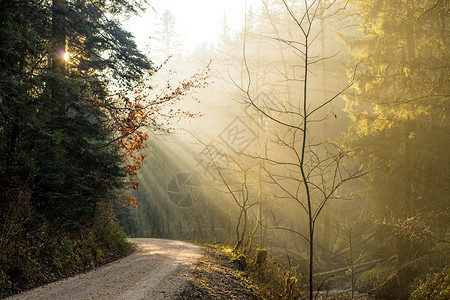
{"left": 196, "top": 139, "right": 259, "bottom": 252}
{"left": 234, "top": 1, "right": 365, "bottom": 298}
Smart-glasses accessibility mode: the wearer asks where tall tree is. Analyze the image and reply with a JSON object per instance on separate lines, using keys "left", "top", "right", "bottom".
{"left": 1, "top": 0, "right": 153, "bottom": 225}
{"left": 340, "top": 0, "right": 449, "bottom": 296}
{"left": 1, "top": 0, "right": 209, "bottom": 293}
{"left": 235, "top": 1, "right": 364, "bottom": 298}
{"left": 152, "top": 9, "right": 182, "bottom": 61}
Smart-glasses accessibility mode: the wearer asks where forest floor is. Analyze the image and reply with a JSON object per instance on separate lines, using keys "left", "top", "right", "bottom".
{"left": 6, "top": 239, "right": 202, "bottom": 300}
{"left": 5, "top": 239, "right": 375, "bottom": 300}
{"left": 177, "top": 243, "right": 377, "bottom": 300}
{"left": 177, "top": 244, "right": 264, "bottom": 300}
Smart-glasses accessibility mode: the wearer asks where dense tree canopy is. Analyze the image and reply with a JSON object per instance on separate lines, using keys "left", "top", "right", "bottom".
{"left": 1, "top": 0, "right": 448, "bottom": 298}
{"left": 0, "top": 0, "right": 211, "bottom": 294}
{"left": 340, "top": 0, "right": 449, "bottom": 296}
{"left": 0, "top": 0, "right": 154, "bottom": 224}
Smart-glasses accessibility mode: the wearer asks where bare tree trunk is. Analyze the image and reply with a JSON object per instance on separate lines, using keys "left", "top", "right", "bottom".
{"left": 238, "top": 1, "right": 365, "bottom": 298}
{"left": 52, "top": 0, "right": 66, "bottom": 186}
{"left": 52, "top": 0, "right": 66, "bottom": 74}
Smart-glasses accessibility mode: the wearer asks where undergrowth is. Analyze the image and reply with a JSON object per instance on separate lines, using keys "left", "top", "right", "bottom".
{"left": 410, "top": 267, "right": 450, "bottom": 300}
{"left": 0, "top": 207, "right": 133, "bottom": 298}
{"left": 232, "top": 246, "right": 303, "bottom": 300}
{"left": 185, "top": 242, "right": 304, "bottom": 300}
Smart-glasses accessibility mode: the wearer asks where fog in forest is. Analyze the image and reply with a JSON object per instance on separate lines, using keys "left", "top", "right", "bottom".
{"left": 116, "top": 0, "right": 449, "bottom": 298}
{"left": 1, "top": 0, "right": 447, "bottom": 299}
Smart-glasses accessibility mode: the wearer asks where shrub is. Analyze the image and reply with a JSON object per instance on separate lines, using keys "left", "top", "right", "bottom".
{"left": 410, "top": 268, "right": 450, "bottom": 300}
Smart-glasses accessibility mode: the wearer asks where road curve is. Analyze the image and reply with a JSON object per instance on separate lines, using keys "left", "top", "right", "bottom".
{"left": 8, "top": 238, "right": 203, "bottom": 300}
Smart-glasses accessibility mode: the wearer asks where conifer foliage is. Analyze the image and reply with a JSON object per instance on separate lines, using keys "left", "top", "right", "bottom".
{"left": 0, "top": 0, "right": 206, "bottom": 294}
{"left": 340, "top": 0, "right": 449, "bottom": 297}
{"left": 342, "top": 0, "right": 449, "bottom": 252}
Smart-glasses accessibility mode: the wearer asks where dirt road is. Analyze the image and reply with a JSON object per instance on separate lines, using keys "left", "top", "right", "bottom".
{"left": 8, "top": 238, "right": 203, "bottom": 300}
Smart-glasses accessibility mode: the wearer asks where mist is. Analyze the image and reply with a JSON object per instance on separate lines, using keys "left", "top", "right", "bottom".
{"left": 118, "top": 0, "right": 449, "bottom": 299}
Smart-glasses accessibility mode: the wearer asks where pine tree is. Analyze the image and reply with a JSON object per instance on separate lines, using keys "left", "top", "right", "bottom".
{"left": 341, "top": 0, "right": 449, "bottom": 268}
{"left": 152, "top": 9, "right": 182, "bottom": 61}
{"left": 1, "top": 0, "right": 153, "bottom": 224}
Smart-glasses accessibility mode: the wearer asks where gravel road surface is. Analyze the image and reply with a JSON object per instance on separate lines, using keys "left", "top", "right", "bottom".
{"left": 7, "top": 238, "right": 203, "bottom": 300}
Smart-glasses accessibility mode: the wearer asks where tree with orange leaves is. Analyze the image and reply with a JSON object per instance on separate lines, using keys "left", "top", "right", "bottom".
{"left": 0, "top": 0, "right": 212, "bottom": 293}
{"left": 107, "top": 61, "right": 212, "bottom": 207}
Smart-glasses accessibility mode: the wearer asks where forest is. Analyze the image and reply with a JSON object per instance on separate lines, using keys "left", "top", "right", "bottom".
{"left": 1, "top": 0, "right": 449, "bottom": 299}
